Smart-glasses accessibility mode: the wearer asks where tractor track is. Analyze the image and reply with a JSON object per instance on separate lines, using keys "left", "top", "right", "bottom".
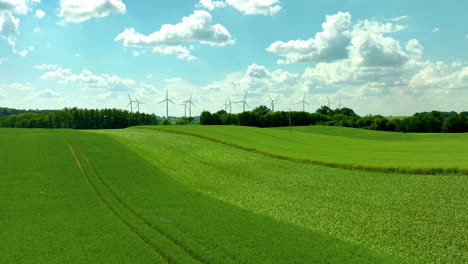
{"left": 66, "top": 141, "right": 174, "bottom": 264}
{"left": 74, "top": 144, "right": 210, "bottom": 264}
{"left": 67, "top": 139, "right": 210, "bottom": 264}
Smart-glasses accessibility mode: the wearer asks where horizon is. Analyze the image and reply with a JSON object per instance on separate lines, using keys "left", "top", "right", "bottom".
{"left": 1, "top": 0, "right": 467, "bottom": 116}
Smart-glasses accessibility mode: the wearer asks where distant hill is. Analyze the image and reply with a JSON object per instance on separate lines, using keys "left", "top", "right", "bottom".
{"left": 0, "top": 107, "right": 55, "bottom": 118}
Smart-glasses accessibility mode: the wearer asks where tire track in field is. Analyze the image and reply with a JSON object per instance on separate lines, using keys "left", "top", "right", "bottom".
{"left": 66, "top": 141, "right": 173, "bottom": 264}
{"left": 73, "top": 143, "right": 211, "bottom": 264}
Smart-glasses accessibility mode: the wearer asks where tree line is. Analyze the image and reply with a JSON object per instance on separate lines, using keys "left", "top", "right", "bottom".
{"left": 0, "top": 107, "right": 54, "bottom": 118}
{"left": 200, "top": 106, "right": 468, "bottom": 133}
{"left": 0, "top": 108, "right": 160, "bottom": 129}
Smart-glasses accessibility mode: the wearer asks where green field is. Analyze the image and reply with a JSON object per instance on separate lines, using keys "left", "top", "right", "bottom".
{"left": 1, "top": 127, "right": 467, "bottom": 263}
{"left": 144, "top": 125, "right": 468, "bottom": 174}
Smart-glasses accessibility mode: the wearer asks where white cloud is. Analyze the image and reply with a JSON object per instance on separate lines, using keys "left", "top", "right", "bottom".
{"left": 30, "top": 89, "right": 60, "bottom": 99}
{"left": 132, "top": 50, "right": 146, "bottom": 57}
{"left": 0, "top": 57, "right": 6, "bottom": 63}
{"left": 465, "top": 34, "right": 467, "bottom": 39}
{"left": 267, "top": 12, "right": 352, "bottom": 64}
{"left": 34, "top": 8, "right": 44, "bottom": 18}
{"left": 268, "top": 12, "right": 410, "bottom": 67}
{"left": 37, "top": 66, "right": 161, "bottom": 98}
{"left": 406, "top": 39, "right": 424, "bottom": 59}
{"left": 432, "top": 28, "right": 440, "bottom": 33}
{"left": 0, "top": 0, "right": 39, "bottom": 53}
{"left": 35, "top": 64, "right": 59, "bottom": 70}
{"left": 58, "top": 0, "right": 126, "bottom": 24}
{"left": 197, "top": 0, "right": 281, "bottom": 15}
{"left": 8, "top": 82, "right": 33, "bottom": 90}
{"left": 0, "top": 11, "right": 19, "bottom": 46}
{"left": 409, "top": 61, "right": 468, "bottom": 91}
{"left": 0, "top": 0, "right": 33, "bottom": 15}
{"left": 115, "top": 10, "right": 233, "bottom": 60}
{"left": 387, "top": 15, "right": 409, "bottom": 22}
{"left": 197, "top": 0, "right": 226, "bottom": 10}
{"left": 152, "top": 46, "right": 196, "bottom": 61}
{"left": 33, "top": 26, "right": 39, "bottom": 32}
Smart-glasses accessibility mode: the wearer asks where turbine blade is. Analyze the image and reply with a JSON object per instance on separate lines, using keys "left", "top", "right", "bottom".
{"left": 169, "top": 99, "right": 175, "bottom": 104}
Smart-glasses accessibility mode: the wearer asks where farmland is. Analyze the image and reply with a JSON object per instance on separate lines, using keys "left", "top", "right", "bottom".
{"left": 1, "top": 127, "right": 467, "bottom": 263}
{"left": 144, "top": 125, "right": 468, "bottom": 174}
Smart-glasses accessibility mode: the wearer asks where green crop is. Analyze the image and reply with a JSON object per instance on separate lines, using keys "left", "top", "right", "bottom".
{"left": 139, "top": 125, "right": 468, "bottom": 175}
{"left": 2, "top": 127, "right": 466, "bottom": 264}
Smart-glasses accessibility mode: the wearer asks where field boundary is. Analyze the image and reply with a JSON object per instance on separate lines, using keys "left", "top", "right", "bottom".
{"left": 138, "top": 127, "right": 468, "bottom": 176}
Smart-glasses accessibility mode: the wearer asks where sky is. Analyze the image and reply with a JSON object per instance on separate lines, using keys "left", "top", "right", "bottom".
{"left": 0, "top": 0, "right": 467, "bottom": 117}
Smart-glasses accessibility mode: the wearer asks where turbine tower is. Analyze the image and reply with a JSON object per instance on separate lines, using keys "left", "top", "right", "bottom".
{"left": 180, "top": 101, "right": 188, "bottom": 117}
{"left": 235, "top": 91, "right": 250, "bottom": 112}
{"left": 268, "top": 95, "right": 279, "bottom": 112}
{"left": 159, "top": 90, "right": 175, "bottom": 119}
{"left": 221, "top": 99, "right": 228, "bottom": 112}
{"left": 227, "top": 96, "right": 233, "bottom": 114}
{"left": 127, "top": 94, "right": 136, "bottom": 113}
{"left": 327, "top": 97, "right": 335, "bottom": 109}
{"left": 135, "top": 98, "right": 143, "bottom": 113}
{"left": 337, "top": 98, "right": 343, "bottom": 109}
{"left": 186, "top": 94, "right": 195, "bottom": 117}
{"left": 298, "top": 94, "right": 309, "bottom": 112}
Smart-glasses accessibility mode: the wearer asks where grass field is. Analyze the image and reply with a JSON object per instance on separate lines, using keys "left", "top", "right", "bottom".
{"left": 1, "top": 127, "right": 467, "bottom": 263}
{"left": 142, "top": 125, "right": 468, "bottom": 174}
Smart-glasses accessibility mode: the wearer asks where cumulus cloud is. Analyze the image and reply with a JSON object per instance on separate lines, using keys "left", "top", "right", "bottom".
{"left": 0, "top": 10, "right": 19, "bottom": 46}
{"left": 36, "top": 65, "right": 161, "bottom": 102}
{"left": 432, "top": 28, "right": 440, "bottom": 33}
{"left": 197, "top": 0, "right": 281, "bottom": 15}
{"left": 268, "top": 12, "right": 410, "bottom": 67}
{"left": 0, "top": 0, "right": 39, "bottom": 53}
{"left": 197, "top": 0, "right": 226, "bottom": 10}
{"left": 58, "top": 0, "right": 126, "bottom": 24}
{"left": 115, "top": 10, "right": 234, "bottom": 60}
{"left": 34, "top": 8, "right": 43, "bottom": 18}
{"left": 267, "top": 12, "right": 352, "bottom": 64}
{"left": 409, "top": 62, "right": 468, "bottom": 91}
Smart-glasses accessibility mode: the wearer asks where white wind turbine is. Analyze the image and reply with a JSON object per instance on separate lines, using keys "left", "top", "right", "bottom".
{"left": 159, "top": 90, "right": 175, "bottom": 119}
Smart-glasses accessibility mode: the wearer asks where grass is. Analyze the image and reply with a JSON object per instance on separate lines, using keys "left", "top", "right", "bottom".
{"left": 138, "top": 125, "right": 468, "bottom": 175}
{"left": 2, "top": 127, "right": 466, "bottom": 263}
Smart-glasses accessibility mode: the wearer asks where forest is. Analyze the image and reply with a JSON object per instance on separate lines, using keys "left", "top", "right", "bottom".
{"left": 200, "top": 106, "right": 468, "bottom": 133}
{"left": 0, "top": 107, "right": 159, "bottom": 129}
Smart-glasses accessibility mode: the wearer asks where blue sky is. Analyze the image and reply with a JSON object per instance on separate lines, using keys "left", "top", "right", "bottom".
{"left": 0, "top": 0, "right": 467, "bottom": 116}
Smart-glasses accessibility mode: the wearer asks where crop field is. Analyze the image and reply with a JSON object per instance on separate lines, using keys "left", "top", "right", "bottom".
{"left": 144, "top": 125, "right": 468, "bottom": 174}
{"left": 1, "top": 127, "right": 467, "bottom": 263}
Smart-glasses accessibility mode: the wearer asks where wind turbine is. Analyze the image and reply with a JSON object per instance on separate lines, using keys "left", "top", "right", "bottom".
{"left": 327, "top": 97, "right": 335, "bottom": 109}
{"left": 127, "top": 94, "right": 136, "bottom": 113}
{"left": 180, "top": 101, "right": 188, "bottom": 117}
{"left": 235, "top": 91, "right": 250, "bottom": 112}
{"left": 227, "top": 97, "right": 233, "bottom": 114}
{"left": 135, "top": 98, "right": 143, "bottom": 113}
{"left": 337, "top": 98, "right": 343, "bottom": 109}
{"left": 298, "top": 94, "right": 309, "bottom": 112}
{"left": 268, "top": 95, "right": 279, "bottom": 112}
{"left": 221, "top": 98, "right": 228, "bottom": 112}
{"left": 159, "top": 90, "right": 175, "bottom": 119}
{"left": 186, "top": 94, "right": 195, "bottom": 117}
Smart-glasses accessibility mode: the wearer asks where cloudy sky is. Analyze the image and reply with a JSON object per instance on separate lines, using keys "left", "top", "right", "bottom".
{"left": 0, "top": 0, "right": 467, "bottom": 116}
